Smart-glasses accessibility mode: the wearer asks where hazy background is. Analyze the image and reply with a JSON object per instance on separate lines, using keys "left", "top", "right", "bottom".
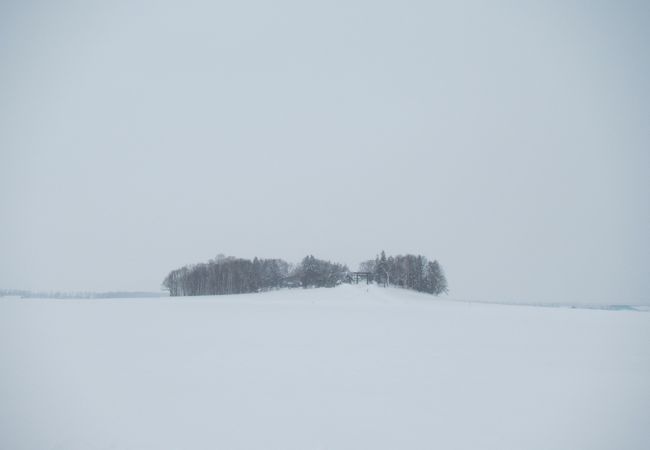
{"left": 1, "top": 0, "right": 648, "bottom": 304}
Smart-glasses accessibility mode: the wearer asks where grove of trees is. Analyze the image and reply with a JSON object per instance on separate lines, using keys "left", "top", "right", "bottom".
{"left": 162, "top": 251, "right": 447, "bottom": 297}
{"left": 163, "top": 255, "right": 291, "bottom": 296}
{"left": 293, "top": 255, "right": 349, "bottom": 288}
{"left": 359, "top": 251, "right": 448, "bottom": 295}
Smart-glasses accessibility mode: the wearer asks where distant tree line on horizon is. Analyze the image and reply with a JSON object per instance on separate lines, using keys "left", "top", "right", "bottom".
{"left": 163, "top": 252, "right": 447, "bottom": 297}
{"left": 0, "top": 289, "right": 165, "bottom": 299}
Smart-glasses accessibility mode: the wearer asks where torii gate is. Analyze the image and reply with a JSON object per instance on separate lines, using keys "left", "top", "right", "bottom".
{"left": 350, "top": 272, "right": 372, "bottom": 284}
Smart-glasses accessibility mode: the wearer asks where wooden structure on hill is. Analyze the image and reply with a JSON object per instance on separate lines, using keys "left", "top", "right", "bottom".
{"left": 349, "top": 272, "right": 372, "bottom": 284}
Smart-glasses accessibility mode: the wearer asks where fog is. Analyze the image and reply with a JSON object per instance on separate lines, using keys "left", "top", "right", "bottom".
{"left": 1, "top": 1, "right": 648, "bottom": 304}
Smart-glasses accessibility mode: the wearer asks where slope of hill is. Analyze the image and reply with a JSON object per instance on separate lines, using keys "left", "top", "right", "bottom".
{"left": 1, "top": 284, "right": 648, "bottom": 450}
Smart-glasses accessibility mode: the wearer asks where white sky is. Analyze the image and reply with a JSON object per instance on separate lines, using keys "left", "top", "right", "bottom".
{"left": 1, "top": 0, "right": 648, "bottom": 304}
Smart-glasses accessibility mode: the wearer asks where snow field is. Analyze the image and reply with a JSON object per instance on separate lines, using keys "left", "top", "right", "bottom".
{"left": 1, "top": 284, "right": 648, "bottom": 450}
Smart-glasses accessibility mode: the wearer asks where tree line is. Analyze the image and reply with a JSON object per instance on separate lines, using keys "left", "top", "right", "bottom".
{"left": 359, "top": 251, "right": 448, "bottom": 295}
{"left": 162, "top": 255, "right": 292, "bottom": 296}
{"left": 162, "top": 252, "right": 447, "bottom": 297}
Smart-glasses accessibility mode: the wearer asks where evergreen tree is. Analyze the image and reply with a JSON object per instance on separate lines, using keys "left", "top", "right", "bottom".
{"left": 376, "top": 250, "right": 389, "bottom": 286}
{"left": 426, "top": 260, "right": 448, "bottom": 295}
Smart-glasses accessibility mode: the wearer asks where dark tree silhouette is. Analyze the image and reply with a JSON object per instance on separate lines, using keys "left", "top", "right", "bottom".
{"left": 358, "top": 251, "right": 448, "bottom": 295}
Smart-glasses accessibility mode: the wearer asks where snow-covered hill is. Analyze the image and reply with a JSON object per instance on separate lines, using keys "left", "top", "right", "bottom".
{"left": 1, "top": 284, "right": 648, "bottom": 450}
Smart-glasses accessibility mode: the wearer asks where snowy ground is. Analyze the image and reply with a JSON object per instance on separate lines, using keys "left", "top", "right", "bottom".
{"left": 1, "top": 284, "right": 648, "bottom": 450}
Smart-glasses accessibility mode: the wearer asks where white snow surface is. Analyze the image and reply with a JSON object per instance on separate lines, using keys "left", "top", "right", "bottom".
{"left": 1, "top": 284, "right": 649, "bottom": 450}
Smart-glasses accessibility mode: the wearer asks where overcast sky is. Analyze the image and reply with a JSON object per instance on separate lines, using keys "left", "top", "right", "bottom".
{"left": 1, "top": 0, "right": 648, "bottom": 304}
